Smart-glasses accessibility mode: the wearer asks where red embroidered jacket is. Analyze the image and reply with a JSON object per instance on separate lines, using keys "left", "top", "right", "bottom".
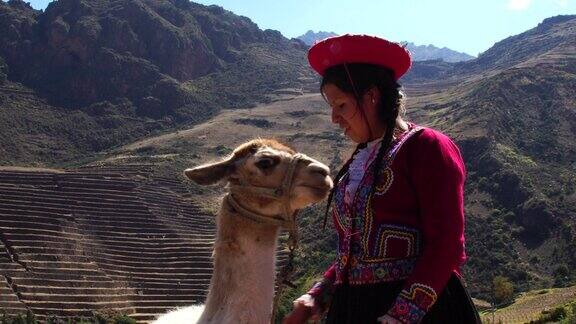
{"left": 309, "top": 125, "right": 467, "bottom": 324}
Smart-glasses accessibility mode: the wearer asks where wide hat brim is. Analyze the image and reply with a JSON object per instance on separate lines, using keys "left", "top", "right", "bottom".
{"left": 308, "top": 34, "right": 412, "bottom": 80}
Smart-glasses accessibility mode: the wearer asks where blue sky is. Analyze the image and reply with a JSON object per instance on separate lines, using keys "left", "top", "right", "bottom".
{"left": 24, "top": 0, "right": 575, "bottom": 56}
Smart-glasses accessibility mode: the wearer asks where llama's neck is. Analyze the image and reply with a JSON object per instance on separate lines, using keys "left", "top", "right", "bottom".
{"left": 201, "top": 198, "right": 281, "bottom": 324}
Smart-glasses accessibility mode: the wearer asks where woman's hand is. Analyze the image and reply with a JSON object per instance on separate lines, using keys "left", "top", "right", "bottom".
{"left": 377, "top": 314, "right": 403, "bottom": 324}
{"left": 281, "top": 294, "right": 321, "bottom": 324}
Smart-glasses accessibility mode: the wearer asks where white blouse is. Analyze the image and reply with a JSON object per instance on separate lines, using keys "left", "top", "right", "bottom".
{"left": 344, "top": 138, "right": 383, "bottom": 205}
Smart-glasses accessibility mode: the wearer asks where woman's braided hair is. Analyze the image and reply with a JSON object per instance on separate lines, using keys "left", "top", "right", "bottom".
{"left": 321, "top": 63, "right": 404, "bottom": 227}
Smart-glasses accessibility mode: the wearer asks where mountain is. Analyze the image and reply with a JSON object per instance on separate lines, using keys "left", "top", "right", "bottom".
{"left": 0, "top": 0, "right": 314, "bottom": 165}
{"left": 456, "top": 15, "right": 576, "bottom": 75}
{"left": 296, "top": 30, "right": 338, "bottom": 45}
{"left": 0, "top": 0, "right": 575, "bottom": 319}
{"left": 296, "top": 31, "right": 474, "bottom": 63}
{"left": 404, "top": 42, "right": 474, "bottom": 62}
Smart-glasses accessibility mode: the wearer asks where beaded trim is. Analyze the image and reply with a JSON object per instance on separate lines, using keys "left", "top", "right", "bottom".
{"left": 334, "top": 255, "right": 417, "bottom": 285}
{"left": 401, "top": 283, "right": 438, "bottom": 311}
{"left": 371, "top": 224, "right": 420, "bottom": 262}
{"left": 374, "top": 167, "right": 394, "bottom": 195}
{"left": 387, "top": 284, "right": 438, "bottom": 323}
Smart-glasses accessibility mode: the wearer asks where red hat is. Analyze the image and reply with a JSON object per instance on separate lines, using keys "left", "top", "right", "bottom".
{"left": 308, "top": 34, "right": 411, "bottom": 80}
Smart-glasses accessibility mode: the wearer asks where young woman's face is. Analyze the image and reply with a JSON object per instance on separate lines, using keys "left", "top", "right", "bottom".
{"left": 322, "top": 83, "right": 381, "bottom": 143}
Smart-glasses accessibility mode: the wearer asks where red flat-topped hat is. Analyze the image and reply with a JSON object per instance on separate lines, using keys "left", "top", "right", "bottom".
{"left": 308, "top": 34, "right": 411, "bottom": 80}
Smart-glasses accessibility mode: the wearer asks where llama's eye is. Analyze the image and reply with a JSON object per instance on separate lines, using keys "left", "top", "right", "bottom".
{"left": 255, "top": 157, "right": 278, "bottom": 170}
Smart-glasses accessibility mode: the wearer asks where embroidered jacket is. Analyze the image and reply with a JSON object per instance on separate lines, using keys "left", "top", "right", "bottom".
{"left": 309, "top": 125, "right": 467, "bottom": 324}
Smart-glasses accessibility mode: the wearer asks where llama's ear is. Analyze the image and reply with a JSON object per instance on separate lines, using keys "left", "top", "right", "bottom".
{"left": 184, "top": 157, "right": 235, "bottom": 185}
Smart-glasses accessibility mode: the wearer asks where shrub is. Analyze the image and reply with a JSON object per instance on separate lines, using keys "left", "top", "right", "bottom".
{"left": 0, "top": 312, "right": 137, "bottom": 324}
{"left": 492, "top": 275, "right": 514, "bottom": 305}
{"left": 0, "top": 56, "right": 7, "bottom": 84}
{"left": 0, "top": 310, "right": 35, "bottom": 324}
{"left": 530, "top": 306, "right": 567, "bottom": 323}
{"left": 214, "top": 144, "right": 232, "bottom": 156}
{"left": 233, "top": 118, "right": 275, "bottom": 128}
{"left": 113, "top": 315, "right": 137, "bottom": 324}
{"left": 553, "top": 264, "right": 571, "bottom": 287}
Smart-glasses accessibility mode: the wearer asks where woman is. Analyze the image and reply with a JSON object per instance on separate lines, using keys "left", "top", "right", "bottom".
{"left": 282, "top": 35, "right": 481, "bottom": 324}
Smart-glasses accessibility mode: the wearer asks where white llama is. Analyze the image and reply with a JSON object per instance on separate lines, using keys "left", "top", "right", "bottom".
{"left": 153, "top": 139, "right": 333, "bottom": 324}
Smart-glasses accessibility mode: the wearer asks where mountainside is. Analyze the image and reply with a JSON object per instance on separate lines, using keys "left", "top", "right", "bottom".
{"left": 0, "top": 165, "right": 216, "bottom": 322}
{"left": 0, "top": 0, "right": 313, "bottom": 165}
{"left": 0, "top": 0, "right": 575, "bottom": 320}
{"left": 296, "top": 30, "right": 337, "bottom": 45}
{"left": 456, "top": 15, "right": 576, "bottom": 75}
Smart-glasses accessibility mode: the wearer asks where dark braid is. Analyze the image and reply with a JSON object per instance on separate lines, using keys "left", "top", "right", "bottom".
{"left": 370, "top": 103, "right": 400, "bottom": 194}
{"left": 321, "top": 63, "right": 403, "bottom": 228}
{"left": 322, "top": 143, "right": 365, "bottom": 228}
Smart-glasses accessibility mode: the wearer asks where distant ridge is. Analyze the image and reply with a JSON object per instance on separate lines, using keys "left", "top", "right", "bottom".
{"left": 296, "top": 30, "right": 474, "bottom": 62}
{"left": 404, "top": 42, "right": 474, "bottom": 62}
{"left": 296, "top": 30, "right": 338, "bottom": 45}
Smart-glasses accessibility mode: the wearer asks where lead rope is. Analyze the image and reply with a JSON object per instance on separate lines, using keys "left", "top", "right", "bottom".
{"left": 270, "top": 155, "right": 302, "bottom": 323}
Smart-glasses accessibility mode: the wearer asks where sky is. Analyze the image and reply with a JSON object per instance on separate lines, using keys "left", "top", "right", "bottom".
{"left": 24, "top": 0, "right": 575, "bottom": 56}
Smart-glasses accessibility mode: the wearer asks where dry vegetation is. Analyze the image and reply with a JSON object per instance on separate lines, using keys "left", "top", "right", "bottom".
{"left": 481, "top": 285, "right": 576, "bottom": 323}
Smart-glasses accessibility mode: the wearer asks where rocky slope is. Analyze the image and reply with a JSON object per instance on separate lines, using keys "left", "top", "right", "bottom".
{"left": 455, "top": 15, "right": 576, "bottom": 75}
{"left": 296, "top": 30, "right": 337, "bottom": 45}
{"left": 0, "top": 0, "right": 314, "bottom": 165}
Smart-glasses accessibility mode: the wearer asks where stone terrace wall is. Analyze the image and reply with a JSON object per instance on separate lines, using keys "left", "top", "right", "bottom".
{"left": 0, "top": 165, "right": 216, "bottom": 322}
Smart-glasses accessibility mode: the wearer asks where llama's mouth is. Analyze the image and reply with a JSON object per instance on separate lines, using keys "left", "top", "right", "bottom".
{"left": 297, "top": 183, "right": 332, "bottom": 199}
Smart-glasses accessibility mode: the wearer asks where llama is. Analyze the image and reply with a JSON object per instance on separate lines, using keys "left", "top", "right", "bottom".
{"left": 153, "top": 139, "right": 333, "bottom": 324}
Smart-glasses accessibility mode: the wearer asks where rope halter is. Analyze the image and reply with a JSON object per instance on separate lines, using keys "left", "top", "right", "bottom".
{"left": 225, "top": 152, "right": 306, "bottom": 249}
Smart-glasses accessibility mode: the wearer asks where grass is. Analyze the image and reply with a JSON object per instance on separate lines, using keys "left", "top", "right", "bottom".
{"left": 481, "top": 285, "right": 576, "bottom": 323}
{"left": 0, "top": 310, "right": 136, "bottom": 324}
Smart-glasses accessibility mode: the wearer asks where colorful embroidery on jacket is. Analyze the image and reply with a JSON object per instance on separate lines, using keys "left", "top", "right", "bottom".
{"left": 331, "top": 126, "right": 424, "bottom": 285}
{"left": 387, "top": 284, "right": 438, "bottom": 323}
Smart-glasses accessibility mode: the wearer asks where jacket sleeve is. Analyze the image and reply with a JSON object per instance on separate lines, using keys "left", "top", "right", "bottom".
{"left": 322, "top": 262, "right": 336, "bottom": 281}
{"left": 385, "top": 130, "right": 467, "bottom": 323}
{"left": 306, "top": 262, "right": 336, "bottom": 311}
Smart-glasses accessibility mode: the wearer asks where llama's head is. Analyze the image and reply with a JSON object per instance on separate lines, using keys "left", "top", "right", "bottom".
{"left": 184, "top": 139, "right": 333, "bottom": 218}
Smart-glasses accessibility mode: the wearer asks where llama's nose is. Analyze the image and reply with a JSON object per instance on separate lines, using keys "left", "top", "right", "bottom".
{"left": 308, "top": 162, "right": 330, "bottom": 177}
